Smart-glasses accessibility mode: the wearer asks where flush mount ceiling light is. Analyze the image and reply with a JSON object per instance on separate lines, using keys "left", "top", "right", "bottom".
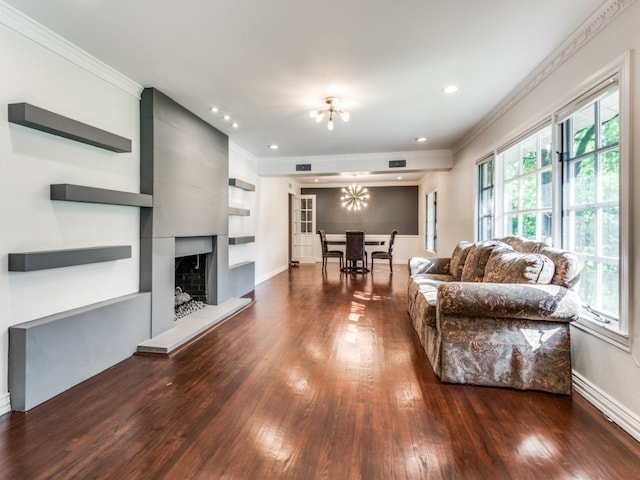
{"left": 309, "top": 97, "right": 350, "bottom": 131}
{"left": 340, "top": 183, "right": 369, "bottom": 210}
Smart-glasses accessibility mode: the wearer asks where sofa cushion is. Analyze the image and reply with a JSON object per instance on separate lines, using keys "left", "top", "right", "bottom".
{"left": 483, "top": 248, "right": 555, "bottom": 284}
{"left": 500, "top": 236, "right": 547, "bottom": 254}
{"left": 449, "top": 241, "right": 473, "bottom": 281}
{"left": 461, "top": 240, "right": 510, "bottom": 282}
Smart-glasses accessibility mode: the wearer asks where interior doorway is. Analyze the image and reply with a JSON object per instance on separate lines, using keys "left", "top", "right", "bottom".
{"left": 290, "top": 194, "right": 316, "bottom": 264}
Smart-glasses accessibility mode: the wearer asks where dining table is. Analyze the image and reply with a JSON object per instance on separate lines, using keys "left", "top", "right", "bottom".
{"left": 325, "top": 239, "right": 385, "bottom": 246}
{"left": 325, "top": 236, "right": 385, "bottom": 273}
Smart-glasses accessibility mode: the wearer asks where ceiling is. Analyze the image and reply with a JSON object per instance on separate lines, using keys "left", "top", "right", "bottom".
{"left": 6, "top": 0, "right": 605, "bottom": 179}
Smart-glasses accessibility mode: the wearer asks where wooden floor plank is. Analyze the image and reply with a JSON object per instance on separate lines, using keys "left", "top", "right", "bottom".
{"left": 0, "top": 264, "right": 639, "bottom": 479}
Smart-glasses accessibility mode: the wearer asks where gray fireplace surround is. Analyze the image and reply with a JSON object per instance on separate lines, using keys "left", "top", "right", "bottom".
{"left": 9, "top": 88, "right": 255, "bottom": 412}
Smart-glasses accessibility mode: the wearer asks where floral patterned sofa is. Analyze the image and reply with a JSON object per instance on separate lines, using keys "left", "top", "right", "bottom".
{"left": 407, "top": 236, "right": 582, "bottom": 394}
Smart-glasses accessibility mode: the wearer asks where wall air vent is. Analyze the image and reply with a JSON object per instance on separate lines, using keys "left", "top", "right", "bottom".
{"left": 296, "top": 163, "right": 312, "bottom": 172}
{"left": 389, "top": 160, "right": 406, "bottom": 168}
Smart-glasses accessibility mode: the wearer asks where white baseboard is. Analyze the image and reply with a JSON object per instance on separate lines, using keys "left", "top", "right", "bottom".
{"left": 573, "top": 370, "right": 640, "bottom": 443}
{"left": 255, "top": 264, "right": 288, "bottom": 285}
{"left": 0, "top": 393, "right": 11, "bottom": 416}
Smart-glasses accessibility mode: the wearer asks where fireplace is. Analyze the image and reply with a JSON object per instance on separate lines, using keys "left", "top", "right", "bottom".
{"left": 174, "top": 253, "right": 209, "bottom": 319}
{"left": 175, "top": 254, "right": 207, "bottom": 302}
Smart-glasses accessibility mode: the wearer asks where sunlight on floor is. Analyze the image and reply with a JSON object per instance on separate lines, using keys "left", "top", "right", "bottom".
{"left": 518, "top": 434, "right": 558, "bottom": 459}
{"left": 252, "top": 421, "right": 293, "bottom": 463}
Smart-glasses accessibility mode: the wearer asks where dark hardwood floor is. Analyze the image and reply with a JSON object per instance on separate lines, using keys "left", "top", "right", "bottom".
{"left": 1, "top": 264, "right": 639, "bottom": 479}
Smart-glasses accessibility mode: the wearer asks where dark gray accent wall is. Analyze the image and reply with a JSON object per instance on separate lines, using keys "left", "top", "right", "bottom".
{"left": 9, "top": 292, "right": 151, "bottom": 411}
{"left": 302, "top": 186, "right": 418, "bottom": 235}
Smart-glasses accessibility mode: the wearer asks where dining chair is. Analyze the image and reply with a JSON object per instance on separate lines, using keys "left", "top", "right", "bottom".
{"left": 371, "top": 229, "right": 398, "bottom": 272}
{"left": 317, "top": 229, "right": 344, "bottom": 271}
{"left": 345, "top": 230, "right": 367, "bottom": 273}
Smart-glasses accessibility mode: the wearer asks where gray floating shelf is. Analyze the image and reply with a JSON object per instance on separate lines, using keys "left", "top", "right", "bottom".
{"left": 229, "top": 260, "right": 255, "bottom": 269}
{"left": 228, "top": 178, "right": 255, "bottom": 191}
{"left": 9, "top": 245, "right": 132, "bottom": 272}
{"left": 8, "top": 103, "right": 132, "bottom": 153}
{"left": 228, "top": 207, "right": 250, "bottom": 216}
{"left": 229, "top": 236, "right": 255, "bottom": 245}
{"left": 51, "top": 184, "right": 153, "bottom": 207}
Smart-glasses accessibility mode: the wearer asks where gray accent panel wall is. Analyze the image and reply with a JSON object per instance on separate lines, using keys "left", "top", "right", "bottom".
{"left": 139, "top": 88, "right": 233, "bottom": 335}
{"left": 9, "top": 292, "right": 151, "bottom": 411}
{"left": 140, "top": 88, "right": 228, "bottom": 238}
{"left": 302, "top": 186, "right": 419, "bottom": 234}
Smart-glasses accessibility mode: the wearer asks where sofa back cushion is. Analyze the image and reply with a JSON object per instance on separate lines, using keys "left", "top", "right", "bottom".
{"left": 499, "top": 236, "right": 546, "bottom": 254}
{"left": 483, "top": 247, "right": 555, "bottom": 284}
{"left": 449, "top": 241, "right": 473, "bottom": 281}
{"left": 460, "top": 240, "right": 509, "bottom": 282}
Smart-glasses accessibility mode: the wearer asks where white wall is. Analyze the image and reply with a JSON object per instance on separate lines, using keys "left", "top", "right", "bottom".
{"left": 448, "top": 2, "right": 640, "bottom": 439}
{"left": 230, "top": 143, "right": 291, "bottom": 284}
{"left": 0, "top": 20, "right": 141, "bottom": 411}
{"left": 416, "top": 170, "right": 472, "bottom": 258}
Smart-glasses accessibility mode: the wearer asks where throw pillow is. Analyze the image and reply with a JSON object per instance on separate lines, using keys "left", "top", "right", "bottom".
{"left": 483, "top": 248, "right": 556, "bottom": 284}
{"left": 540, "top": 246, "right": 581, "bottom": 289}
{"left": 449, "top": 241, "right": 472, "bottom": 281}
{"left": 460, "top": 240, "right": 510, "bottom": 282}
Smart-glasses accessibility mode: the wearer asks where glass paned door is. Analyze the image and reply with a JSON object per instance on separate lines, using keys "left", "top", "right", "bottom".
{"left": 292, "top": 195, "right": 316, "bottom": 263}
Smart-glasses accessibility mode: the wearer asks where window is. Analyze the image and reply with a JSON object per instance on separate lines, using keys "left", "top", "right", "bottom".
{"left": 560, "top": 81, "right": 620, "bottom": 323}
{"left": 477, "top": 157, "right": 494, "bottom": 241}
{"left": 474, "top": 63, "right": 627, "bottom": 338}
{"left": 498, "top": 127, "right": 553, "bottom": 243}
{"left": 425, "top": 190, "right": 437, "bottom": 252}
{"left": 299, "top": 197, "right": 313, "bottom": 233}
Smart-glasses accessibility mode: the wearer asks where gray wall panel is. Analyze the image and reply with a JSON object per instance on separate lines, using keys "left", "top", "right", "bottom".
{"left": 228, "top": 262, "right": 255, "bottom": 297}
{"left": 140, "top": 88, "right": 233, "bottom": 338}
{"left": 9, "top": 293, "right": 151, "bottom": 411}
{"left": 141, "top": 88, "right": 228, "bottom": 239}
{"left": 150, "top": 237, "right": 175, "bottom": 336}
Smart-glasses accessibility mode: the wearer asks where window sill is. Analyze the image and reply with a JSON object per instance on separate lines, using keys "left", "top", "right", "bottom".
{"left": 571, "top": 317, "right": 631, "bottom": 353}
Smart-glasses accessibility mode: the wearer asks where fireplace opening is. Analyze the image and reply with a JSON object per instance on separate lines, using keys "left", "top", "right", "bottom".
{"left": 175, "top": 254, "right": 207, "bottom": 319}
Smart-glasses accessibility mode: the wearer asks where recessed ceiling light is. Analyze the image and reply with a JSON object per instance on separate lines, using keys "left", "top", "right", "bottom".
{"left": 442, "top": 85, "right": 459, "bottom": 94}
{"left": 232, "top": 122, "right": 239, "bottom": 128}
{"left": 223, "top": 115, "right": 231, "bottom": 121}
{"left": 210, "top": 107, "right": 218, "bottom": 113}
{"left": 415, "top": 137, "right": 427, "bottom": 142}
{"left": 268, "top": 144, "right": 279, "bottom": 150}
{"left": 314, "top": 178, "right": 319, "bottom": 182}
{"left": 397, "top": 176, "right": 403, "bottom": 180}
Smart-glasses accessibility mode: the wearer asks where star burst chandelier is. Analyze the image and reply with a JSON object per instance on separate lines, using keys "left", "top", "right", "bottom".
{"left": 340, "top": 184, "right": 369, "bottom": 210}
{"left": 309, "top": 97, "right": 350, "bottom": 131}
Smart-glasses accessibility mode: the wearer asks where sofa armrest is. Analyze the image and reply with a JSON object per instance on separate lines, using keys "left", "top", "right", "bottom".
{"left": 437, "top": 282, "right": 581, "bottom": 322}
{"left": 408, "top": 257, "right": 451, "bottom": 276}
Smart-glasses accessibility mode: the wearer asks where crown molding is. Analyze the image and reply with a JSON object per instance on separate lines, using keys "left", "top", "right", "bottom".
{"left": 0, "top": 1, "right": 143, "bottom": 98}
{"left": 454, "top": 0, "right": 636, "bottom": 154}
